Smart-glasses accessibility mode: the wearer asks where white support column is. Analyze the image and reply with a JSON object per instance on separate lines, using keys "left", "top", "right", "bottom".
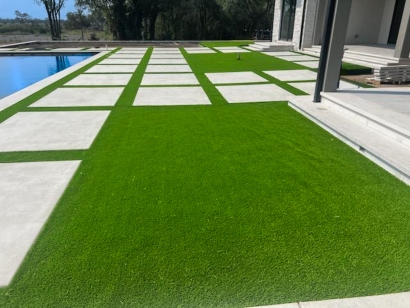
{"left": 272, "top": 0, "right": 283, "bottom": 42}
{"left": 301, "top": 0, "right": 320, "bottom": 48}
{"left": 323, "top": 0, "right": 353, "bottom": 92}
{"left": 394, "top": 0, "right": 410, "bottom": 59}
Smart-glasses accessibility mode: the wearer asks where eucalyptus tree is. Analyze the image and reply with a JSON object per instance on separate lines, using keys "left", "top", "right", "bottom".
{"left": 34, "top": 0, "right": 66, "bottom": 40}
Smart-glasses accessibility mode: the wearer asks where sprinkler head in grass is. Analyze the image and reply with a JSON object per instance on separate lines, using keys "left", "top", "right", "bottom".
{"left": 237, "top": 53, "right": 241, "bottom": 60}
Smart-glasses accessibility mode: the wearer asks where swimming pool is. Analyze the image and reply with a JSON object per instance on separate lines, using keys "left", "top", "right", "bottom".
{"left": 0, "top": 54, "right": 94, "bottom": 99}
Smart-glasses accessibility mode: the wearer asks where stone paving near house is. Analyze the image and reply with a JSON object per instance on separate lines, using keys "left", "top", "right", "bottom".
{"left": 85, "top": 64, "right": 138, "bottom": 73}
{"left": 99, "top": 58, "right": 141, "bottom": 65}
{"left": 141, "top": 73, "right": 199, "bottom": 85}
{"left": 215, "top": 84, "right": 294, "bottom": 103}
{"left": 145, "top": 65, "right": 192, "bottom": 73}
{"left": 264, "top": 69, "right": 318, "bottom": 81}
{"left": 65, "top": 73, "right": 133, "bottom": 86}
{"left": 134, "top": 86, "right": 211, "bottom": 106}
{"left": 0, "top": 111, "right": 110, "bottom": 152}
{"left": 31, "top": 87, "right": 124, "bottom": 107}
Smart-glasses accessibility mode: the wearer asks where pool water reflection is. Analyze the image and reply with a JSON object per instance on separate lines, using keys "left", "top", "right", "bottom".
{"left": 0, "top": 54, "right": 93, "bottom": 99}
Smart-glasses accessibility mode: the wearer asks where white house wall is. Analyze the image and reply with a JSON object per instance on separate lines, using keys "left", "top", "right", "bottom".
{"left": 345, "top": 0, "right": 386, "bottom": 44}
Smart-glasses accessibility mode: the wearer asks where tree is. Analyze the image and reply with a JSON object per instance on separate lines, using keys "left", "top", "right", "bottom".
{"left": 35, "top": 0, "right": 66, "bottom": 40}
{"left": 66, "top": 5, "right": 91, "bottom": 39}
{"left": 15, "top": 11, "right": 30, "bottom": 24}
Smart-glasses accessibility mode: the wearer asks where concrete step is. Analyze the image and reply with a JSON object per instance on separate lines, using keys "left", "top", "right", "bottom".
{"left": 321, "top": 92, "right": 410, "bottom": 148}
{"left": 288, "top": 96, "right": 410, "bottom": 185}
{"left": 302, "top": 46, "right": 397, "bottom": 68}
{"left": 245, "top": 46, "right": 264, "bottom": 51}
{"left": 254, "top": 42, "right": 271, "bottom": 48}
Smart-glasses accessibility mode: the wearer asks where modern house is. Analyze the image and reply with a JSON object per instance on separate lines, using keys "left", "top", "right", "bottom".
{"left": 271, "top": 0, "right": 410, "bottom": 66}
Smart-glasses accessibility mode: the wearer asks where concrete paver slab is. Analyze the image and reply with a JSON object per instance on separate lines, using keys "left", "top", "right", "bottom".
{"left": 215, "top": 47, "right": 244, "bottom": 50}
{"left": 31, "top": 88, "right": 123, "bottom": 107}
{"left": 184, "top": 47, "right": 211, "bottom": 50}
{"left": 257, "top": 292, "right": 410, "bottom": 308}
{"left": 0, "top": 111, "right": 110, "bottom": 151}
{"left": 108, "top": 54, "right": 144, "bottom": 59}
{"left": 264, "top": 70, "right": 317, "bottom": 81}
{"left": 262, "top": 51, "right": 299, "bottom": 56}
{"left": 217, "top": 49, "right": 250, "bottom": 53}
{"left": 149, "top": 58, "right": 187, "bottom": 64}
{"left": 216, "top": 84, "right": 293, "bottom": 103}
{"left": 145, "top": 65, "right": 192, "bottom": 73}
{"left": 289, "top": 81, "right": 359, "bottom": 95}
{"left": 205, "top": 72, "right": 268, "bottom": 84}
{"left": 152, "top": 50, "right": 181, "bottom": 54}
{"left": 65, "top": 74, "right": 132, "bottom": 86}
{"left": 116, "top": 50, "right": 146, "bottom": 54}
{"left": 185, "top": 49, "right": 217, "bottom": 54}
{"left": 141, "top": 73, "right": 199, "bottom": 85}
{"left": 275, "top": 55, "right": 319, "bottom": 61}
{"left": 99, "top": 58, "right": 141, "bottom": 65}
{"left": 294, "top": 61, "right": 320, "bottom": 68}
{"left": 301, "top": 292, "right": 410, "bottom": 308}
{"left": 134, "top": 87, "right": 211, "bottom": 106}
{"left": 0, "top": 160, "right": 81, "bottom": 287}
{"left": 150, "top": 54, "right": 184, "bottom": 59}
{"left": 85, "top": 64, "right": 137, "bottom": 73}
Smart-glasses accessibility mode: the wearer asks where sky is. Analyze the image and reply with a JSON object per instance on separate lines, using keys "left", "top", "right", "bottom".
{"left": 0, "top": 0, "right": 76, "bottom": 20}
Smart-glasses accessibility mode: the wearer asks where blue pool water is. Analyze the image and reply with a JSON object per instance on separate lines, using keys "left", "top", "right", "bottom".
{"left": 0, "top": 54, "right": 93, "bottom": 99}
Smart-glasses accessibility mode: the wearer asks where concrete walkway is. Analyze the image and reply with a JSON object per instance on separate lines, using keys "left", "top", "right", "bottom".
{"left": 251, "top": 292, "right": 410, "bottom": 307}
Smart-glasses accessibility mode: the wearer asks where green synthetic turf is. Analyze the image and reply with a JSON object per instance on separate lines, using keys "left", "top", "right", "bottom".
{"left": 1, "top": 46, "right": 410, "bottom": 308}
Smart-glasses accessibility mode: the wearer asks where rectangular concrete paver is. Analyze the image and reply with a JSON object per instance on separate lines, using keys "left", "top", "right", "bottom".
{"left": 65, "top": 74, "right": 132, "bottom": 86}
{"left": 217, "top": 49, "right": 250, "bottom": 53}
{"left": 216, "top": 84, "right": 293, "bottom": 103}
{"left": 31, "top": 88, "right": 124, "bottom": 107}
{"left": 262, "top": 51, "right": 299, "bottom": 56}
{"left": 134, "top": 86, "right": 211, "bottom": 106}
{"left": 85, "top": 64, "right": 137, "bottom": 73}
{"left": 288, "top": 81, "right": 358, "bottom": 95}
{"left": 301, "top": 292, "right": 410, "bottom": 308}
{"left": 99, "top": 58, "right": 141, "bottom": 65}
{"left": 141, "top": 73, "right": 199, "bottom": 85}
{"left": 185, "top": 49, "right": 217, "bottom": 54}
{"left": 0, "top": 160, "right": 81, "bottom": 286}
{"left": 294, "top": 61, "right": 320, "bottom": 68}
{"left": 206, "top": 72, "right": 268, "bottom": 84}
{"left": 275, "top": 55, "right": 319, "bottom": 62}
{"left": 264, "top": 70, "right": 317, "bottom": 81}
{"left": 152, "top": 50, "right": 181, "bottom": 54}
{"left": 0, "top": 111, "right": 110, "bottom": 151}
{"left": 149, "top": 58, "right": 187, "bottom": 65}
{"left": 151, "top": 54, "right": 184, "bottom": 59}
{"left": 109, "top": 54, "right": 145, "bottom": 59}
{"left": 145, "top": 65, "right": 192, "bottom": 73}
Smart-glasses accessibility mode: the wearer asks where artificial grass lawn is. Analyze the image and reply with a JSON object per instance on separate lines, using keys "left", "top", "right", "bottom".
{"left": 1, "top": 47, "right": 410, "bottom": 307}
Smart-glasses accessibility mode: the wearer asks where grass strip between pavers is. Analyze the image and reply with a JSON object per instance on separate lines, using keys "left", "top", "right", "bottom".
{"left": 1, "top": 45, "right": 410, "bottom": 308}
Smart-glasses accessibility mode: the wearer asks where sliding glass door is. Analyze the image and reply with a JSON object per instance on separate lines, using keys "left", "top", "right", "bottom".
{"left": 280, "top": 0, "right": 297, "bottom": 41}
